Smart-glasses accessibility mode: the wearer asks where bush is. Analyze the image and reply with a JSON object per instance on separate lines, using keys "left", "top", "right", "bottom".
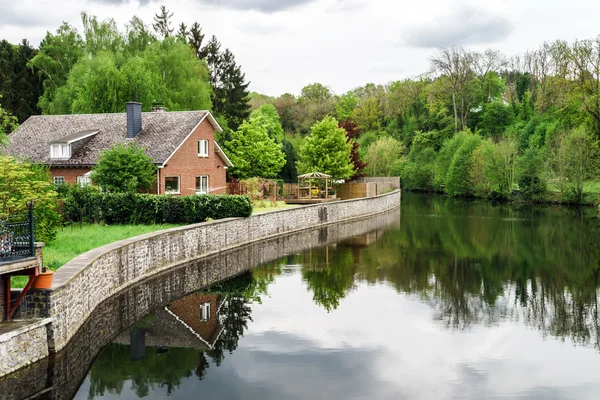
{"left": 91, "top": 143, "right": 157, "bottom": 193}
{"left": 59, "top": 186, "right": 252, "bottom": 225}
{"left": 516, "top": 148, "right": 548, "bottom": 202}
{"left": 444, "top": 134, "right": 482, "bottom": 196}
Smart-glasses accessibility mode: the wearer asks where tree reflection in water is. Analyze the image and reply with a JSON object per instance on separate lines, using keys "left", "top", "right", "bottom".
{"left": 87, "top": 193, "right": 600, "bottom": 398}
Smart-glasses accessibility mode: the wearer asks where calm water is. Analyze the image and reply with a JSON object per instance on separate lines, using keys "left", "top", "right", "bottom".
{"left": 75, "top": 193, "right": 600, "bottom": 400}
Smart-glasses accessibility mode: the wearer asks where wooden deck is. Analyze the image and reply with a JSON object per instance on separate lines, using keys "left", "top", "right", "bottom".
{"left": 0, "top": 257, "right": 38, "bottom": 276}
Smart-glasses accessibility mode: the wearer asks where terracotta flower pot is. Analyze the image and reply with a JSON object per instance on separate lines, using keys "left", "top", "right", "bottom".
{"left": 31, "top": 270, "right": 54, "bottom": 289}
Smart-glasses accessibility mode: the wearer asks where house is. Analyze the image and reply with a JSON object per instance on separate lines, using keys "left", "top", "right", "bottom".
{"left": 5, "top": 103, "right": 233, "bottom": 195}
{"left": 113, "top": 293, "right": 227, "bottom": 353}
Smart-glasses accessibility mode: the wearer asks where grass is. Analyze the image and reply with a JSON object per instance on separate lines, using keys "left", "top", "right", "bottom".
{"left": 11, "top": 223, "right": 179, "bottom": 288}
{"left": 251, "top": 201, "right": 300, "bottom": 214}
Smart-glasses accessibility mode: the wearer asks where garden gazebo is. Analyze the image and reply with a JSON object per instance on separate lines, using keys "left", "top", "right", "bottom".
{"left": 297, "top": 172, "right": 334, "bottom": 200}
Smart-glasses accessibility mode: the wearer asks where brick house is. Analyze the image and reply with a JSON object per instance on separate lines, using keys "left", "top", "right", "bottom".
{"left": 5, "top": 103, "right": 233, "bottom": 195}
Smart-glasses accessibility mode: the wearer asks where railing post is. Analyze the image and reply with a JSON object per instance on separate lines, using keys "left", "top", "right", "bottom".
{"left": 28, "top": 201, "right": 35, "bottom": 257}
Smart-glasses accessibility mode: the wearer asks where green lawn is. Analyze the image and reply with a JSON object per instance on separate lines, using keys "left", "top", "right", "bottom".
{"left": 251, "top": 201, "right": 300, "bottom": 214}
{"left": 11, "top": 223, "right": 178, "bottom": 288}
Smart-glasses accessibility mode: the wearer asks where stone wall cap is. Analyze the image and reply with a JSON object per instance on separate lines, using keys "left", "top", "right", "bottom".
{"left": 0, "top": 318, "right": 53, "bottom": 343}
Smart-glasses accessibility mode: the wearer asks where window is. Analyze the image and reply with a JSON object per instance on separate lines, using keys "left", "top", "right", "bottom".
{"left": 77, "top": 176, "right": 91, "bottom": 187}
{"left": 198, "top": 140, "right": 209, "bottom": 157}
{"left": 165, "top": 176, "right": 180, "bottom": 194}
{"left": 195, "top": 176, "right": 209, "bottom": 194}
{"left": 53, "top": 176, "right": 65, "bottom": 186}
{"left": 50, "top": 144, "right": 71, "bottom": 159}
{"left": 200, "top": 302, "right": 211, "bottom": 321}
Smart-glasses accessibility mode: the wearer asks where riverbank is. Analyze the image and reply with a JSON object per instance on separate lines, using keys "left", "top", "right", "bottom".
{"left": 0, "top": 190, "right": 400, "bottom": 377}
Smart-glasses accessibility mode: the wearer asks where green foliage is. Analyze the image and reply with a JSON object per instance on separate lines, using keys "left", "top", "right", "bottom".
{"left": 297, "top": 116, "right": 354, "bottom": 179}
{"left": 249, "top": 104, "right": 284, "bottom": 143}
{"left": 91, "top": 143, "right": 157, "bottom": 193}
{"left": 226, "top": 120, "right": 285, "bottom": 179}
{"left": 278, "top": 139, "right": 298, "bottom": 182}
{"left": 0, "top": 40, "right": 44, "bottom": 123}
{"left": 469, "top": 138, "right": 518, "bottom": 199}
{"left": 59, "top": 186, "right": 252, "bottom": 225}
{"left": 516, "top": 148, "right": 548, "bottom": 201}
{"left": 555, "top": 127, "right": 600, "bottom": 203}
{"left": 335, "top": 91, "right": 358, "bottom": 121}
{"left": 401, "top": 144, "right": 437, "bottom": 190}
{"left": 0, "top": 156, "right": 60, "bottom": 242}
{"left": 364, "top": 137, "right": 406, "bottom": 177}
{"left": 352, "top": 96, "right": 383, "bottom": 132}
{"left": 357, "top": 131, "right": 380, "bottom": 158}
{"left": 0, "top": 97, "right": 18, "bottom": 142}
{"left": 444, "top": 133, "right": 482, "bottom": 196}
{"left": 50, "top": 37, "right": 212, "bottom": 114}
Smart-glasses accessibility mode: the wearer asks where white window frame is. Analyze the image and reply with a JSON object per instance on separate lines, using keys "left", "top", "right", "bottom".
{"left": 50, "top": 144, "right": 71, "bottom": 159}
{"left": 165, "top": 176, "right": 180, "bottom": 194}
{"left": 195, "top": 176, "right": 209, "bottom": 195}
{"left": 77, "top": 176, "right": 91, "bottom": 187}
{"left": 200, "top": 302, "right": 211, "bottom": 321}
{"left": 53, "top": 176, "right": 65, "bottom": 186}
{"left": 198, "top": 140, "right": 209, "bottom": 157}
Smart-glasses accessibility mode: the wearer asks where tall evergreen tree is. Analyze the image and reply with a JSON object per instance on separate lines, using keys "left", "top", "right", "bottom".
{"left": 0, "top": 39, "right": 44, "bottom": 124}
{"left": 176, "top": 22, "right": 188, "bottom": 43}
{"left": 213, "top": 49, "right": 250, "bottom": 130}
{"left": 152, "top": 5, "right": 174, "bottom": 39}
{"left": 188, "top": 22, "right": 206, "bottom": 59}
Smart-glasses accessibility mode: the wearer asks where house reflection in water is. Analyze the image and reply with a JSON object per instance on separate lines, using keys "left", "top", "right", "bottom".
{"left": 114, "top": 293, "right": 227, "bottom": 361}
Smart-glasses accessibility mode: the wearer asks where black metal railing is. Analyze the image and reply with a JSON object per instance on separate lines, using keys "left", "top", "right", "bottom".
{"left": 0, "top": 206, "right": 35, "bottom": 259}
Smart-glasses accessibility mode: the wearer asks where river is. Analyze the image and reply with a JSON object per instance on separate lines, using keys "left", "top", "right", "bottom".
{"left": 5, "top": 192, "right": 600, "bottom": 399}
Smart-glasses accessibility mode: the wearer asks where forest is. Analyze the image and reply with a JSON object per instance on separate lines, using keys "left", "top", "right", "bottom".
{"left": 1, "top": 5, "right": 599, "bottom": 204}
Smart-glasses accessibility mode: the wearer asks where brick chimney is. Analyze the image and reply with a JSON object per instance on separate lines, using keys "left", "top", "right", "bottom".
{"left": 126, "top": 102, "right": 142, "bottom": 138}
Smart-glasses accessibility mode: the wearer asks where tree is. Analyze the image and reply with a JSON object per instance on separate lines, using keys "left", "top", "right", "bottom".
{"left": 0, "top": 97, "right": 18, "bottom": 141}
{"left": 125, "top": 16, "right": 156, "bottom": 55}
{"left": 0, "top": 156, "right": 59, "bottom": 242}
{"left": 28, "top": 22, "right": 85, "bottom": 114}
{"left": 277, "top": 139, "right": 298, "bottom": 182}
{"left": 335, "top": 92, "right": 358, "bottom": 121}
{"left": 48, "top": 38, "right": 211, "bottom": 114}
{"left": 431, "top": 47, "right": 476, "bottom": 133}
{"left": 226, "top": 121, "right": 285, "bottom": 179}
{"left": 176, "top": 23, "right": 188, "bottom": 43}
{"left": 0, "top": 39, "right": 44, "bottom": 123}
{"left": 570, "top": 37, "right": 600, "bottom": 139}
{"left": 91, "top": 143, "right": 157, "bottom": 193}
{"left": 556, "top": 127, "right": 600, "bottom": 203}
{"left": 298, "top": 83, "right": 335, "bottom": 134}
{"left": 297, "top": 116, "right": 354, "bottom": 179}
{"left": 210, "top": 47, "right": 250, "bottom": 130}
{"left": 188, "top": 22, "right": 206, "bottom": 59}
{"left": 153, "top": 5, "right": 174, "bottom": 39}
{"left": 364, "top": 137, "right": 405, "bottom": 176}
{"left": 81, "top": 12, "right": 123, "bottom": 56}
{"left": 352, "top": 96, "right": 383, "bottom": 132}
{"left": 339, "top": 120, "right": 367, "bottom": 178}
{"left": 249, "top": 104, "right": 284, "bottom": 143}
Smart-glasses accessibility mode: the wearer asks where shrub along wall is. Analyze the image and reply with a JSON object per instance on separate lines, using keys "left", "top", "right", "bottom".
{"left": 59, "top": 186, "right": 253, "bottom": 225}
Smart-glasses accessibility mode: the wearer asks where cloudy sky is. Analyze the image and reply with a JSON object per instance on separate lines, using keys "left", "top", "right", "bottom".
{"left": 0, "top": 0, "right": 599, "bottom": 96}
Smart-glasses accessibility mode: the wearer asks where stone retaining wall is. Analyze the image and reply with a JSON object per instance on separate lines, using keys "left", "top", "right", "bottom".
{"left": 0, "top": 318, "right": 52, "bottom": 377}
{"left": 36, "top": 191, "right": 399, "bottom": 352}
{"left": 0, "top": 276, "right": 4, "bottom": 321}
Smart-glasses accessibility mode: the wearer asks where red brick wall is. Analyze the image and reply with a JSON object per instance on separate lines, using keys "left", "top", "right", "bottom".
{"left": 159, "top": 118, "right": 227, "bottom": 196}
{"left": 50, "top": 167, "right": 92, "bottom": 185}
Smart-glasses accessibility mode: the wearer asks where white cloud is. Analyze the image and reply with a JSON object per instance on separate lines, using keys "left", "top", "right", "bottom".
{"left": 0, "top": 0, "right": 599, "bottom": 96}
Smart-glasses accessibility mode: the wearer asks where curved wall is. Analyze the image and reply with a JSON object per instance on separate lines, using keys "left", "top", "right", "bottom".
{"left": 46, "top": 190, "right": 401, "bottom": 351}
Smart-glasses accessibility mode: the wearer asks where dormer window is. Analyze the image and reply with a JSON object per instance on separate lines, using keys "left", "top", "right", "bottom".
{"left": 51, "top": 144, "right": 71, "bottom": 159}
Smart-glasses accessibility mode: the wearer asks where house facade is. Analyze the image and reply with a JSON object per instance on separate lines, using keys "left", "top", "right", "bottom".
{"left": 6, "top": 103, "right": 233, "bottom": 196}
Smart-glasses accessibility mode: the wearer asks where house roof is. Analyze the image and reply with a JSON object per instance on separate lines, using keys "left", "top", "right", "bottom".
{"left": 6, "top": 111, "right": 226, "bottom": 167}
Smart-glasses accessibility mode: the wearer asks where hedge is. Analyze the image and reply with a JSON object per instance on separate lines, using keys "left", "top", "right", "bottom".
{"left": 59, "top": 185, "right": 253, "bottom": 225}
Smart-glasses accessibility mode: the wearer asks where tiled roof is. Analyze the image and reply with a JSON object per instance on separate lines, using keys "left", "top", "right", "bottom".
{"left": 6, "top": 111, "right": 210, "bottom": 166}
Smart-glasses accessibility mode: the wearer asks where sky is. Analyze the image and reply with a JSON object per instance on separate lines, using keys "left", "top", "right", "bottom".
{"left": 0, "top": 0, "right": 599, "bottom": 97}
